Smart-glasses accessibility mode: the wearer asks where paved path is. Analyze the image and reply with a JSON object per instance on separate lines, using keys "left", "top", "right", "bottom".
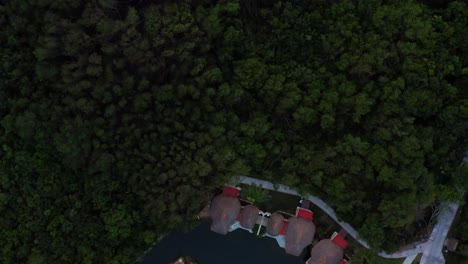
{"left": 419, "top": 202, "right": 459, "bottom": 264}
{"left": 403, "top": 254, "right": 418, "bottom": 264}
{"left": 235, "top": 176, "right": 459, "bottom": 260}
{"left": 236, "top": 177, "right": 374, "bottom": 247}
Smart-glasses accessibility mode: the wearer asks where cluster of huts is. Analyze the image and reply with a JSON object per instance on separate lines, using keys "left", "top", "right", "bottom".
{"left": 200, "top": 185, "right": 349, "bottom": 264}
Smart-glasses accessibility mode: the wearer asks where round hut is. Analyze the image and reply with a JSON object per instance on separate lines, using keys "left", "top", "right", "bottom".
{"left": 209, "top": 194, "right": 241, "bottom": 235}
{"left": 266, "top": 212, "right": 284, "bottom": 236}
{"left": 284, "top": 217, "right": 316, "bottom": 256}
{"left": 307, "top": 239, "right": 344, "bottom": 264}
{"left": 240, "top": 204, "right": 260, "bottom": 229}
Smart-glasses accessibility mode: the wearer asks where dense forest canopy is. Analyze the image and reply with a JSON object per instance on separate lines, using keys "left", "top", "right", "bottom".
{"left": 1, "top": 0, "right": 467, "bottom": 263}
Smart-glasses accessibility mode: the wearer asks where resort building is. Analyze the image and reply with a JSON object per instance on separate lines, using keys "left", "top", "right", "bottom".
{"left": 306, "top": 232, "right": 348, "bottom": 264}
{"left": 206, "top": 185, "right": 350, "bottom": 261}
{"left": 266, "top": 213, "right": 285, "bottom": 236}
{"left": 284, "top": 216, "right": 316, "bottom": 256}
{"left": 240, "top": 204, "right": 260, "bottom": 230}
{"left": 209, "top": 193, "right": 241, "bottom": 234}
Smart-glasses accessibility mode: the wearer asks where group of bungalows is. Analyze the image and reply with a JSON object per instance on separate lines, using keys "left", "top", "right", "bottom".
{"left": 206, "top": 185, "right": 348, "bottom": 264}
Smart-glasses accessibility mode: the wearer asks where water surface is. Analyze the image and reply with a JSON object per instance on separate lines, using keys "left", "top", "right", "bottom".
{"left": 142, "top": 221, "right": 307, "bottom": 264}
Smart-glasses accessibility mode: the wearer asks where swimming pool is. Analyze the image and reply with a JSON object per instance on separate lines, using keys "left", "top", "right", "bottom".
{"left": 141, "top": 221, "right": 308, "bottom": 264}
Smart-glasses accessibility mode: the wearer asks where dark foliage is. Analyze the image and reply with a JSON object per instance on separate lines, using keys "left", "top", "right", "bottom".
{"left": 0, "top": 0, "right": 466, "bottom": 262}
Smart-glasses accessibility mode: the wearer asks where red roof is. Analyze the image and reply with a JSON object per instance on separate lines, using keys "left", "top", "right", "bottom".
{"left": 236, "top": 213, "right": 242, "bottom": 221}
{"left": 338, "top": 260, "right": 347, "bottom": 264}
{"left": 332, "top": 234, "right": 348, "bottom": 249}
{"left": 296, "top": 207, "right": 314, "bottom": 220}
{"left": 279, "top": 219, "right": 289, "bottom": 235}
{"left": 223, "top": 186, "right": 240, "bottom": 197}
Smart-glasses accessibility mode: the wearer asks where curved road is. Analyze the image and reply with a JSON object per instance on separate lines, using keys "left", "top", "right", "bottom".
{"left": 235, "top": 176, "right": 459, "bottom": 261}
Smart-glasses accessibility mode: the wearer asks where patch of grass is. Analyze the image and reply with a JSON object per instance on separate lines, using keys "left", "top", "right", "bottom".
{"left": 241, "top": 183, "right": 270, "bottom": 204}
{"left": 350, "top": 248, "right": 403, "bottom": 264}
{"left": 239, "top": 184, "right": 299, "bottom": 214}
{"left": 413, "top": 253, "right": 422, "bottom": 263}
{"left": 443, "top": 252, "right": 468, "bottom": 264}
{"left": 372, "top": 256, "right": 403, "bottom": 264}
{"left": 253, "top": 224, "right": 267, "bottom": 237}
{"left": 265, "top": 190, "right": 299, "bottom": 214}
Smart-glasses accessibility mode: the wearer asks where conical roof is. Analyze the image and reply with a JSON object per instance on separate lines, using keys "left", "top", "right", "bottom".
{"left": 266, "top": 212, "right": 284, "bottom": 236}
{"left": 284, "top": 217, "right": 316, "bottom": 256}
{"left": 240, "top": 204, "right": 260, "bottom": 229}
{"left": 308, "top": 239, "right": 344, "bottom": 264}
{"left": 209, "top": 194, "right": 241, "bottom": 234}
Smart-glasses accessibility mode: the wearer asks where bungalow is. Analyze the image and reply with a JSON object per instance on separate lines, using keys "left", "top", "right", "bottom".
{"left": 266, "top": 213, "right": 285, "bottom": 236}
{"left": 209, "top": 194, "right": 241, "bottom": 235}
{"left": 306, "top": 232, "right": 348, "bottom": 264}
{"left": 284, "top": 216, "right": 316, "bottom": 256}
{"left": 263, "top": 206, "right": 316, "bottom": 255}
{"left": 240, "top": 204, "right": 260, "bottom": 230}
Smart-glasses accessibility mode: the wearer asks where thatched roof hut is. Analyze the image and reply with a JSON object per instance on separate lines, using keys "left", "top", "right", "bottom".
{"left": 306, "top": 239, "right": 344, "bottom": 264}
{"left": 209, "top": 194, "right": 241, "bottom": 235}
{"left": 266, "top": 212, "right": 284, "bottom": 236}
{"left": 284, "top": 217, "right": 316, "bottom": 256}
{"left": 240, "top": 204, "right": 260, "bottom": 229}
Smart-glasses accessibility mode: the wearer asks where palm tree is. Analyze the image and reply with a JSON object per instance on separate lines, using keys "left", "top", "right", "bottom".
{"left": 242, "top": 183, "right": 269, "bottom": 204}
